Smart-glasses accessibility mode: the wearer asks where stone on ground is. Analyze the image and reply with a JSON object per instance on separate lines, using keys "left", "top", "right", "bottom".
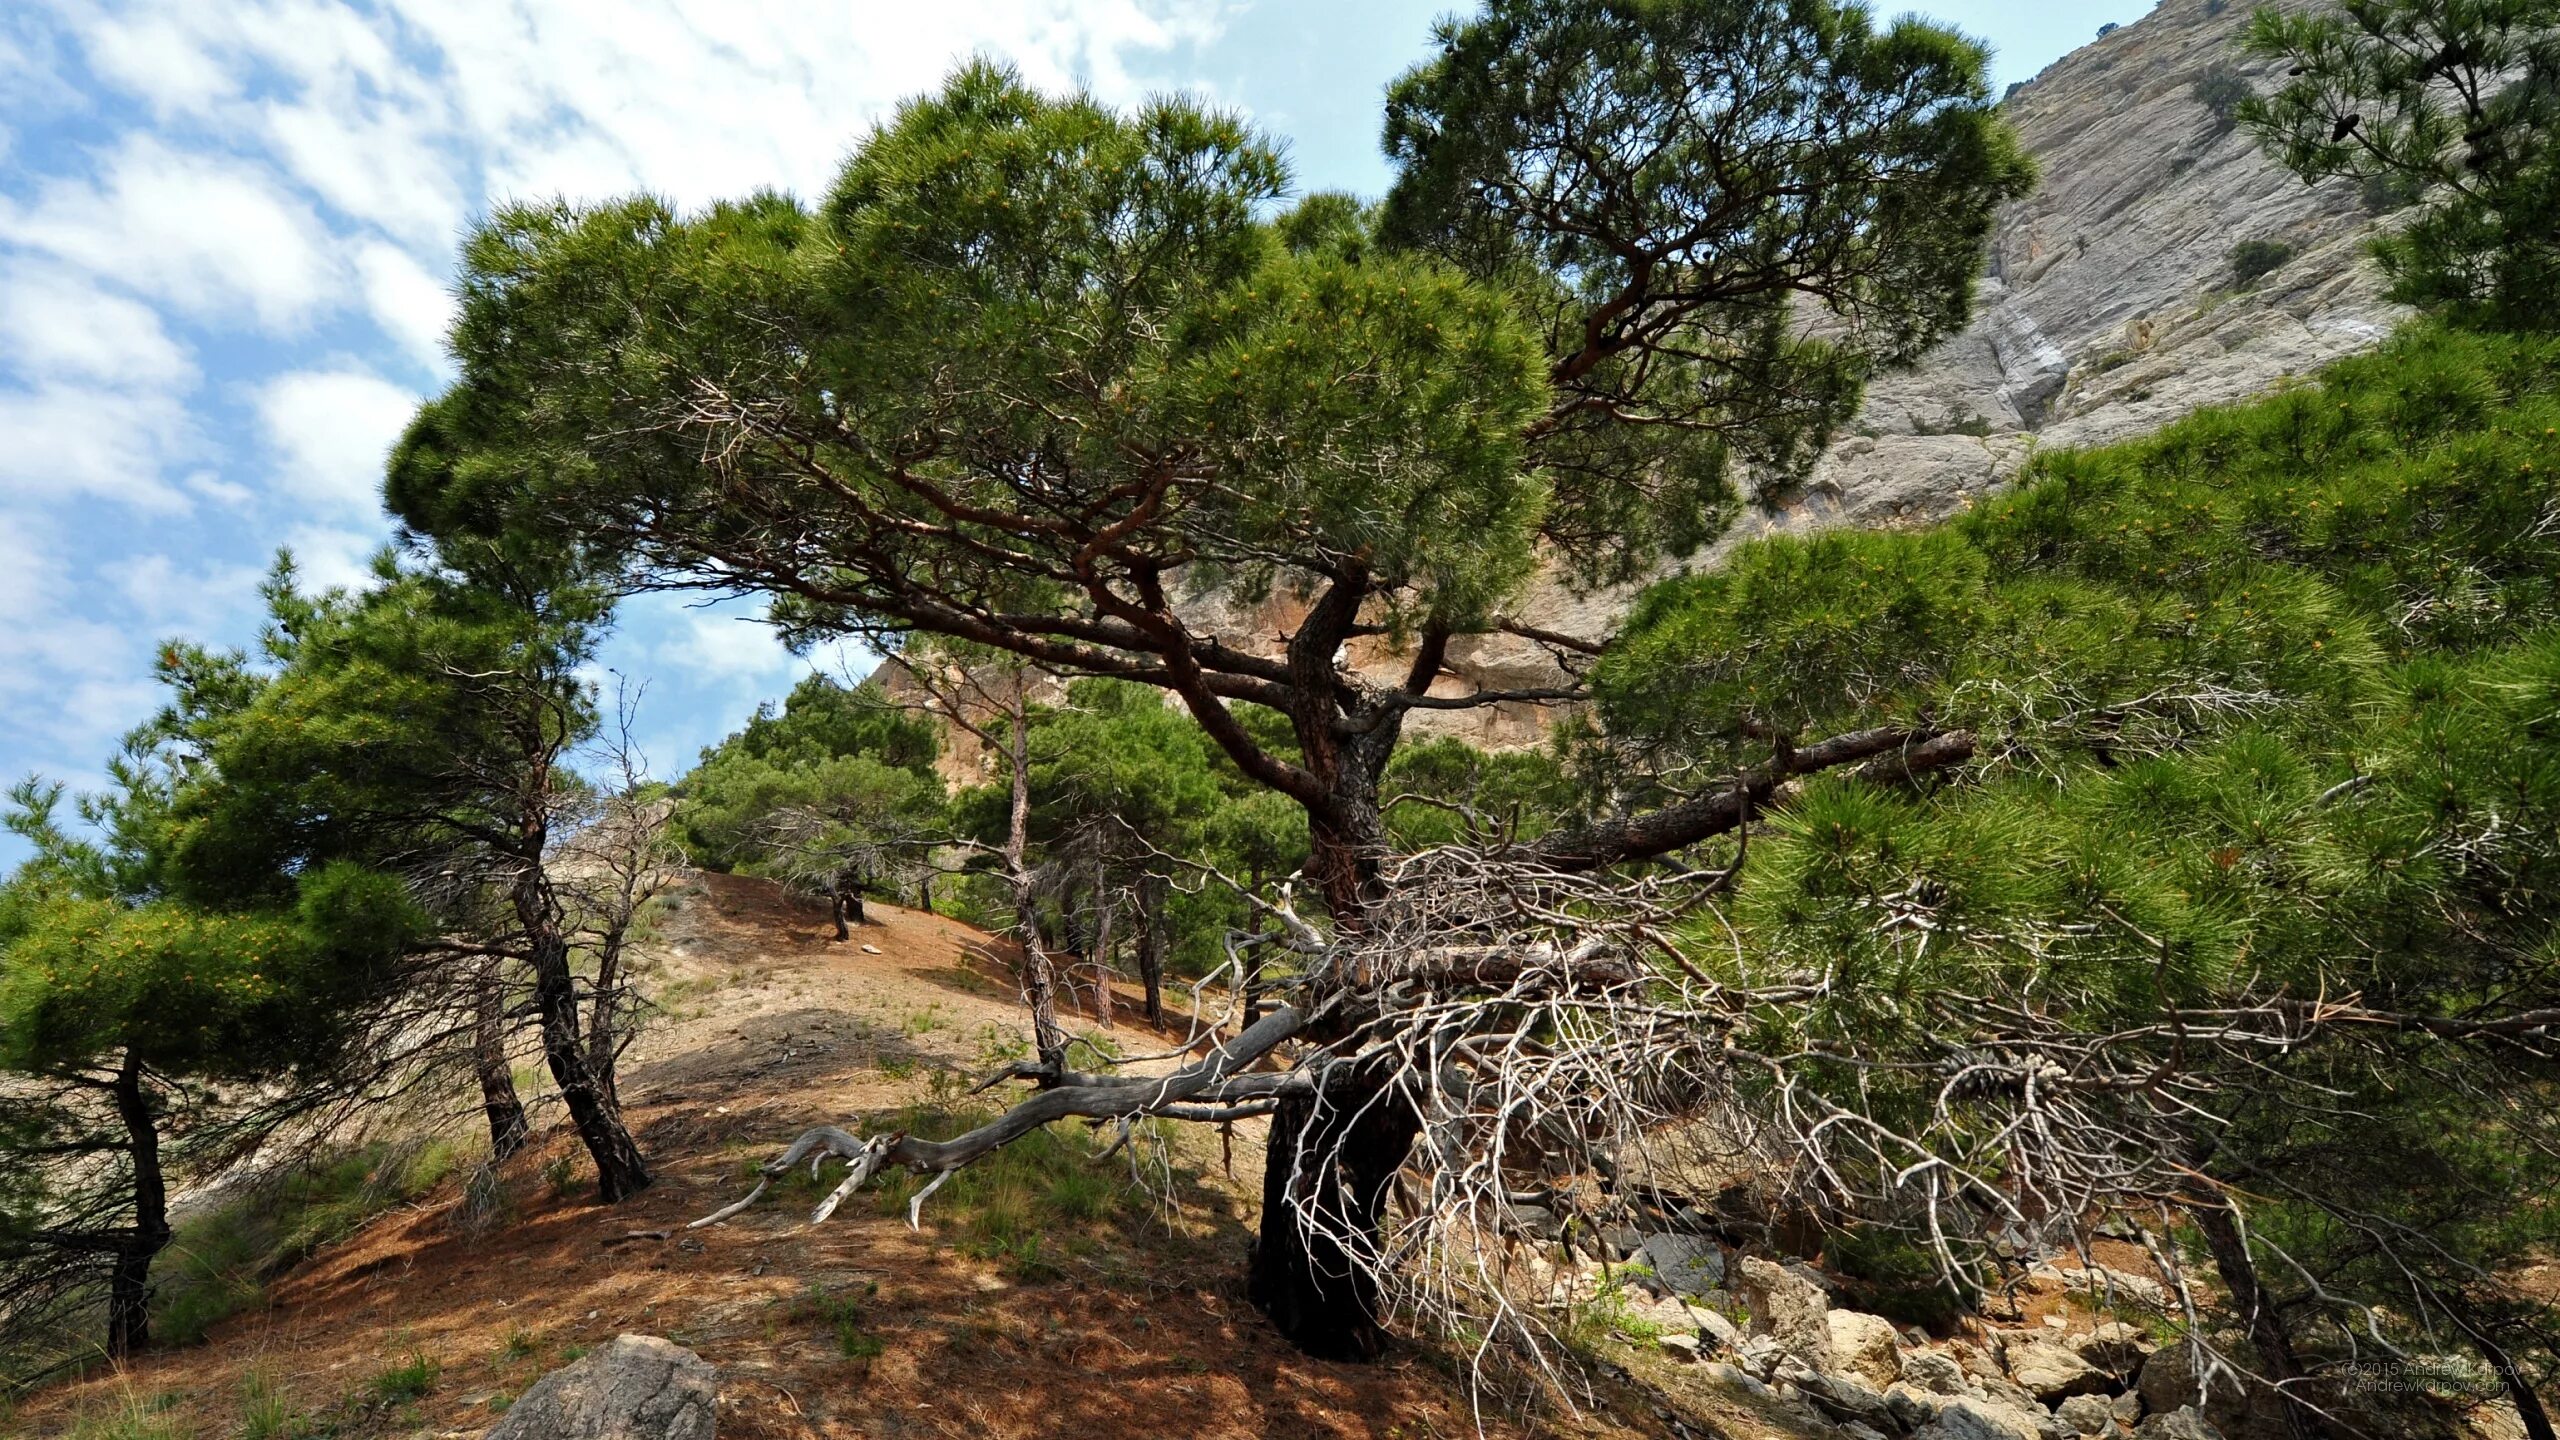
{"left": 1826, "top": 1309, "right": 1905, "bottom": 1388}
{"left": 1738, "top": 1256, "right": 1834, "bottom": 1371}
{"left": 1640, "top": 1233, "right": 1727, "bottom": 1294}
{"left": 2006, "top": 1337, "right": 2110, "bottom": 1402}
{"left": 484, "top": 1334, "right": 717, "bottom": 1440}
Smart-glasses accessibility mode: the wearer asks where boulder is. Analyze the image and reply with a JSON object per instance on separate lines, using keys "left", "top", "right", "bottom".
{"left": 2133, "top": 1406, "right": 2223, "bottom": 1440}
{"left": 1737, "top": 1256, "right": 1834, "bottom": 1371}
{"left": 2070, "top": 1321, "right": 2156, "bottom": 1375}
{"left": 2055, "top": 1393, "right": 2117, "bottom": 1436}
{"left": 2006, "top": 1339, "right": 2110, "bottom": 1402}
{"left": 1827, "top": 1309, "right": 1907, "bottom": 1388}
{"left": 2135, "top": 1342, "right": 2246, "bottom": 1423}
{"left": 485, "top": 1334, "right": 717, "bottom": 1440}
{"left": 1913, "top": 1396, "right": 2054, "bottom": 1440}
{"left": 1887, "top": 1383, "right": 1948, "bottom": 1431}
{"left": 1903, "top": 1348, "right": 1974, "bottom": 1396}
{"left": 1639, "top": 1233, "right": 1727, "bottom": 1295}
{"left": 1800, "top": 1373, "right": 1900, "bottom": 1432}
{"left": 1657, "top": 1332, "right": 1703, "bottom": 1361}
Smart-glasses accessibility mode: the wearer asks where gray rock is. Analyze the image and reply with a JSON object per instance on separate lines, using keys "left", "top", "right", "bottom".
{"left": 1699, "top": 1360, "right": 1778, "bottom": 1402}
{"left": 1904, "top": 1348, "right": 1975, "bottom": 1396}
{"left": 2136, "top": 1341, "right": 2246, "bottom": 1424}
{"left": 484, "top": 1334, "right": 717, "bottom": 1440}
{"left": 1914, "top": 1397, "right": 2053, "bottom": 1440}
{"left": 1737, "top": 1255, "right": 1834, "bottom": 1371}
{"left": 2007, "top": 1339, "right": 2110, "bottom": 1402}
{"left": 1506, "top": 1202, "right": 1564, "bottom": 1241}
{"left": 1888, "top": 1383, "right": 1949, "bottom": 1431}
{"left": 1800, "top": 1373, "right": 1900, "bottom": 1431}
{"left": 1638, "top": 1233, "right": 1726, "bottom": 1294}
{"left": 2056, "top": 1393, "right": 2118, "bottom": 1435}
{"left": 2070, "top": 1320, "right": 2156, "bottom": 1375}
{"left": 1657, "top": 1331, "right": 1702, "bottom": 1361}
{"left": 2134, "top": 1406, "right": 2224, "bottom": 1440}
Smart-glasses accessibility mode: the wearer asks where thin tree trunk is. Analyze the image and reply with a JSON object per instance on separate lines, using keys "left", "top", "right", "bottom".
{"left": 588, "top": 929, "right": 628, "bottom": 1113}
{"left": 513, "top": 828, "right": 650, "bottom": 1202}
{"left": 1004, "top": 688, "right": 1066, "bottom": 1071}
{"left": 1090, "top": 856, "right": 1115, "bottom": 1030}
{"left": 2195, "top": 1201, "right": 2332, "bottom": 1440}
{"left": 2440, "top": 1298, "right": 2558, "bottom": 1440}
{"left": 475, "top": 959, "right": 529, "bottom": 1161}
{"left": 1136, "top": 872, "right": 1165, "bottom": 1028}
{"left": 105, "top": 1051, "right": 170, "bottom": 1358}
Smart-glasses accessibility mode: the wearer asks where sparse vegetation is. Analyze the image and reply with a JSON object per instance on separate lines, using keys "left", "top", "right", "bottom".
{"left": 2228, "top": 236, "right": 2294, "bottom": 285}
{"left": 367, "top": 1351, "right": 438, "bottom": 1404}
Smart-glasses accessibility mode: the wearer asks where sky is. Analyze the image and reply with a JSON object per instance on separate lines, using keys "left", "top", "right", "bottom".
{"left": 0, "top": 0, "right": 2155, "bottom": 864}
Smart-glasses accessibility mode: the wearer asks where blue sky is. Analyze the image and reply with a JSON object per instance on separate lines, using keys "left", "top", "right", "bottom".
{"left": 0, "top": 0, "right": 2153, "bottom": 863}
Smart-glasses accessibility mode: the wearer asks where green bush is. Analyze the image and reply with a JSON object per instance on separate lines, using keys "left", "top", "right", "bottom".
{"left": 2191, "top": 62, "right": 2250, "bottom": 129}
{"left": 2229, "top": 238, "right": 2294, "bottom": 286}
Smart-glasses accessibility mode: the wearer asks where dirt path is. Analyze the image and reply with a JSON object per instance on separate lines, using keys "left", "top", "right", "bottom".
{"left": 15, "top": 873, "right": 1561, "bottom": 1440}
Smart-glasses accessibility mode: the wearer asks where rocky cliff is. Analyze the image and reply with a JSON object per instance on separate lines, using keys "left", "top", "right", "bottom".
{"left": 1404, "top": 0, "right": 2402, "bottom": 746}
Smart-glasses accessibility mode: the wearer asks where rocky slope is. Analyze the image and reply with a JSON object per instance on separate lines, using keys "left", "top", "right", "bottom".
{"left": 1403, "top": 0, "right": 2403, "bottom": 744}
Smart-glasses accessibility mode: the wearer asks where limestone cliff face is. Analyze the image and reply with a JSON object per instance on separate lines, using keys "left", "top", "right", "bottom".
{"left": 1389, "top": 0, "right": 2403, "bottom": 746}
{"left": 1782, "top": 0, "right": 2397, "bottom": 535}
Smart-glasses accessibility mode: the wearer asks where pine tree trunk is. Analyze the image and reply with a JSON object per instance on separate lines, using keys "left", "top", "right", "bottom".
{"left": 105, "top": 1052, "right": 171, "bottom": 1358}
{"left": 1136, "top": 872, "right": 1165, "bottom": 1027}
{"left": 2196, "top": 1202, "right": 2332, "bottom": 1440}
{"left": 513, "top": 834, "right": 650, "bottom": 1201}
{"left": 1247, "top": 1066, "right": 1420, "bottom": 1360}
{"left": 475, "top": 960, "right": 529, "bottom": 1161}
{"left": 1004, "top": 689, "right": 1066, "bottom": 1070}
{"left": 1089, "top": 857, "right": 1115, "bottom": 1030}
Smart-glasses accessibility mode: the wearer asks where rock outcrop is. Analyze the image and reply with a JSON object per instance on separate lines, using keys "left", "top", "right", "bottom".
{"left": 1381, "top": 0, "right": 2402, "bottom": 747}
{"left": 484, "top": 1334, "right": 718, "bottom": 1440}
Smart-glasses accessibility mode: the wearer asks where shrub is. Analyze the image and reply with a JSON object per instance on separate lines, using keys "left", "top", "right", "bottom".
{"left": 2229, "top": 239, "right": 2294, "bottom": 286}
{"left": 2192, "top": 62, "right": 2250, "bottom": 129}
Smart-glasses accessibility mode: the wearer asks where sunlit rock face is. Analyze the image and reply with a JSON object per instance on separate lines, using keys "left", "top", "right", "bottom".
{"left": 1355, "top": 0, "right": 2401, "bottom": 748}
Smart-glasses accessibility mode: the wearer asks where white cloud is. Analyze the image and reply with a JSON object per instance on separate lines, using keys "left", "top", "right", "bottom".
{"left": 101, "top": 551, "right": 266, "bottom": 635}
{"left": 0, "top": 383, "right": 195, "bottom": 510}
{"left": 0, "top": 261, "right": 195, "bottom": 389}
{"left": 256, "top": 367, "right": 417, "bottom": 512}
{"left": 356, "top": 243, "right": 455, "bottom": 373}
{"left": 0, "top": 511, "right": 158, "bottom": 756}
{"left": 662, "top": 610, "right": 795, "bottom": 682}
{"left": 0, "top": 135, "right": 344, "bottom": 331}
{"left": 280, "top": 522, "right": 385, "bottom": 593}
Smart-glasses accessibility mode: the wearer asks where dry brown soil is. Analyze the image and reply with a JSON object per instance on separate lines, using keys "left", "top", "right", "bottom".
{"left": 15, "top": 873, "right": 1621, "bottom": 1440}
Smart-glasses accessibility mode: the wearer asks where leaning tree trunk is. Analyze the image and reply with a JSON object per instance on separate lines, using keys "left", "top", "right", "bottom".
{"left": 2195, "top": 1201, "right": 2333, "bottom": 1440}
{"left": 474, "top": 959, "right": 530, "bottom": 1161}
{"left": 512, "top": 835, "right": 651, "bottom": 1202}
{"left": 1247, "top": 1063, "right": 1422, "bottom": 1360}
{"left": 105, "top": 1051, "right": 172, "bottom": 1358}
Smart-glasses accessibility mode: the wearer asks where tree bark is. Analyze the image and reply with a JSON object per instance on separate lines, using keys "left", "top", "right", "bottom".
{"left": 1004, "top": 686, "right": 1067, "bottom": 1071}
{"left": 1136, "top": 872, "right": 1166, "bottom": 1028}
{"left": 475, "top": 959, "right": 529, "bottom": 1162}
{"left": 105, "top": 1051, "right": 170, "bottom": 1358}
{"left": 2195, "top": 1201, "right": 2333, "bottom": 1440}
{"left": 1247, "top": 1067, "right": 1420, "bottom": 1360}
{"left": 1089, "top": 855, "right": 1115, "bottom": 1030}
{"left": 512, "top": 814, "right": 650, "bottom": 1202}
